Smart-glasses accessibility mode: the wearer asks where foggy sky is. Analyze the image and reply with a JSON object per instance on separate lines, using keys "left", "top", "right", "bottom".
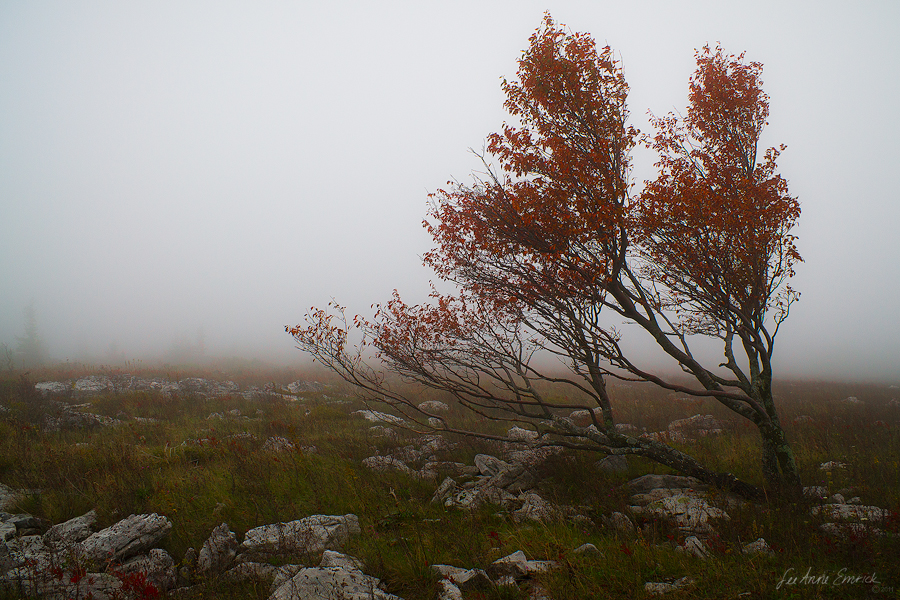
{"left": 1, "top": 1, "right": 898, "bottom": 381}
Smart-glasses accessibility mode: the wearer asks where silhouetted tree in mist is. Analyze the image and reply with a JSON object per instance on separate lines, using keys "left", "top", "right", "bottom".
{"left": 15, "top": 301, "right": 48, "bottom": 369}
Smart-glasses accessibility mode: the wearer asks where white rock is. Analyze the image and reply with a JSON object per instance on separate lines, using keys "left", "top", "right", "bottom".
{"left": 362, "top": 456, "right": 416, "bottom": 476}
{"left": 507, "top": 426, "right": 540, "bottom": 442}
{"left": 487, "top": 550, "right": 529, "bottom": 579}
{"left": 818, "top": 461, "right": 848, "bottom": 471}
{"left": 268, "top": 567, "right": 402, "bottom": 600}
{"left": 635, "top": 494, "right": 729, "bottom": 533}
{"left": 352, "top": 410, "right": 407, "bottom": 426}
{"left": 198, "top": 522, "right": 239, "bottom": 574}
{"left": 741, "top": 538, "right": 774, "bottom": 556}
{"left": 573, "top": 543, "right": 601, "bottom": 555}
{"left": 513, "top": 492, "right": 557, "bottom": 523}
{"left": 602, "top": 511, "right": 636, "bottom": 533}
{"left": 320, "top": 550, "right": 365, "bottom": 571}
{"left": 418, "top": 400, "right": 450, "bottom": 412}
{"left": 474, "top": 454, "right": 509, "bottom": 477}
{"left": 262, "top": 436, "right": 295, "bottom": 452}
{"left": 437, "top": 579, "right": 464, "bottom": 600}
{"left": 676, "top": 536, "right": 710, "bottom": 559}
{"left": 80, "top": 513, "right": 172, "bottom": 563}
{"left": 645, "top": 576, "right": 694, "bottom": 596}
{"left": 240, "top": 514, "right": 360, "bottom": 558}
{"left": 810, "top": 504, "right": 891, "bottom": 522}
{"left": 118, "top": 548, "right": 176, "bottom": 592}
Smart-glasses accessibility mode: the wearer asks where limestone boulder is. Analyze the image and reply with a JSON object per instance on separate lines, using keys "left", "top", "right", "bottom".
{"left": 118, "top": 548, "right": 176, "bottom": 593}
{"left": 240, "top": 514, "right": 360, "bottom": 560}
{"left": 44, "top": 509, "right": 97, "bottom": 547}
{"left": 631, "top": 493, "right": 729, "bottom": 534}
{"left": 79, "top": 513, "right": 172, "bottom": 564}
{"left": 268, "top": 566, "right": 402, "bottom": 600}
{"left": 197, "top": 522, "right": 239, "bottom": 574}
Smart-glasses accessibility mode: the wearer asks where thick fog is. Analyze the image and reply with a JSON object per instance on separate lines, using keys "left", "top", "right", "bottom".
{"left": 1, "top": 1, "right": 898, "bottom": 381}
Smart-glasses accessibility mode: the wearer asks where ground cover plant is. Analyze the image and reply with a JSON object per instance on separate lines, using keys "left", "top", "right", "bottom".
{"left": 0, "top": 363, "right": 898, "bottom": 599}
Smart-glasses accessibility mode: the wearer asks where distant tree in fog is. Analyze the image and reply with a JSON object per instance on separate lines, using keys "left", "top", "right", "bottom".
{"left": 15, "top": 301, "right": 48, "bottom": 369}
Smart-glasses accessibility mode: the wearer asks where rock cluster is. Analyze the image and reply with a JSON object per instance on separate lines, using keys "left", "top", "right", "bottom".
{"left": 35, "top": 376, "right": 325, "bottom": 402}
{"left": 641, "top": 414, "right": 727, "bottom": 443}
{"left": 0, "top": 508, "right": 373, "bottom": 600}
{"left": 433, "top": 549, "right": 558, "bottom": 599}
{"left": 2, "top": 510, "right": 173, "bottom": 599}
{"left": 625, "top": 474, "right": 740, "bottom": 538}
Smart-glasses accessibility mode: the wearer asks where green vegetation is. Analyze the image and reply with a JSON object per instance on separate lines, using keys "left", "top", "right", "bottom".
{"left": 0, "top": 364, "right": 898, "bottom": 599}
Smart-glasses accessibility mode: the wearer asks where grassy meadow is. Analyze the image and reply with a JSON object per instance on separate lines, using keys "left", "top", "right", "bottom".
{"left": 0, "top": 362, "right": 898, "bottom": 599}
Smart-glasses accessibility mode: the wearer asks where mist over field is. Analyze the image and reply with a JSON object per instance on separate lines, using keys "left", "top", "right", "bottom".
{"left": 1, "top": 1, "right": 898, "bottom": 381}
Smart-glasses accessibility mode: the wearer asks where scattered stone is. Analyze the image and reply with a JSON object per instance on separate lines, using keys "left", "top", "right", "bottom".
{"left": 437, "top": 579, "right": 464, "bottom": 600}
{"left": 34, "top": 381, "right": 71, "bottom": 395}
{"left": 810, "top": 504, "right": 891, "bottom": 522}
{"left": 319, "top": 550, "right": 364, "bottom": 571}
{"left": 803, "top": 486, "right": 829, "bottom": 500}
{"left": 197, "top": 522, "right": 239, "bottom": 574}
{"left": 362, "top": 456, "right": 416, "bottom": 477}
{"left": 44, "top": 509, "right": 97, "bottom": 546}
{"left": 352, "top": 410, "right": 407, "bottom": 426}
{"left": 488, "top": 463, "right": 537, "bottom": 494}
{"left": 837, "top": 396, "right": 864, "bottom": 405}
{"left": 568, "top": 408, "right": 602, "bottom": 426}
{"left": 240, "top": 514, "right": 360, "bottom": 559}
{"left": 118, "top": 548, "right": 176, "bottom": 593}
{"left": 631, "top": 493, "right": 729, "bottom": 534}
{"left": 285, "top": 380, "right": 325, "bottom": 394}
{"left": 80, "top": 513, "right": 173, "bottom": 564}
{"left": 601, "top": 511, "right": 635, "bottom": 533}
{"left": 819, "top": 461, "right": 848, "bottom": 471}
{"left": 262, "top": 435, "right": 294, "bottom": 452}
{"left": 507, "top": 427, "right": 540, "bottom": 443}
{"left": 644, "top": 576, "right": 694, "bottom": 596}
{"left": 819, "top": 522, "right": 883, "bottom": 538}
{"left": 474, "top": 454, "right": 509, "bottom": 477}
{"left": 486, "top": 550, "right": 530, "bottom": 580}
{"left": 792, "top": 415, "right": 814, "bottom": 425}
{"left": 667, "top": 414, "right": 725, "bottom": 438}
{"left": 676, "top": 535, "right": 711, "bottom": 559}
{"left": 742, "top": 538, "right": 774, "bottom": 556}
{"left": 443, "top": 567, "right": 492, "bottom": 591}
{"left": 418, "top": 400, "right": 450, "bottom": 413}
{"left": 270, "top": 564, "right": 304, "bottom": 594}
{"left": 573, "top": 543, "right": 601, "bottom": 556}
{"left": 268, "top": 566, "right": 402, "bottom": 600}
{"left": 513, "top": 492, "right": 558, "bottom": 523}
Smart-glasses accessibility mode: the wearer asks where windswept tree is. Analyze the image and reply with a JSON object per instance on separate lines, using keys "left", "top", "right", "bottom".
{"left": 288, "top": 16, "right": 802, "bottom": 499}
